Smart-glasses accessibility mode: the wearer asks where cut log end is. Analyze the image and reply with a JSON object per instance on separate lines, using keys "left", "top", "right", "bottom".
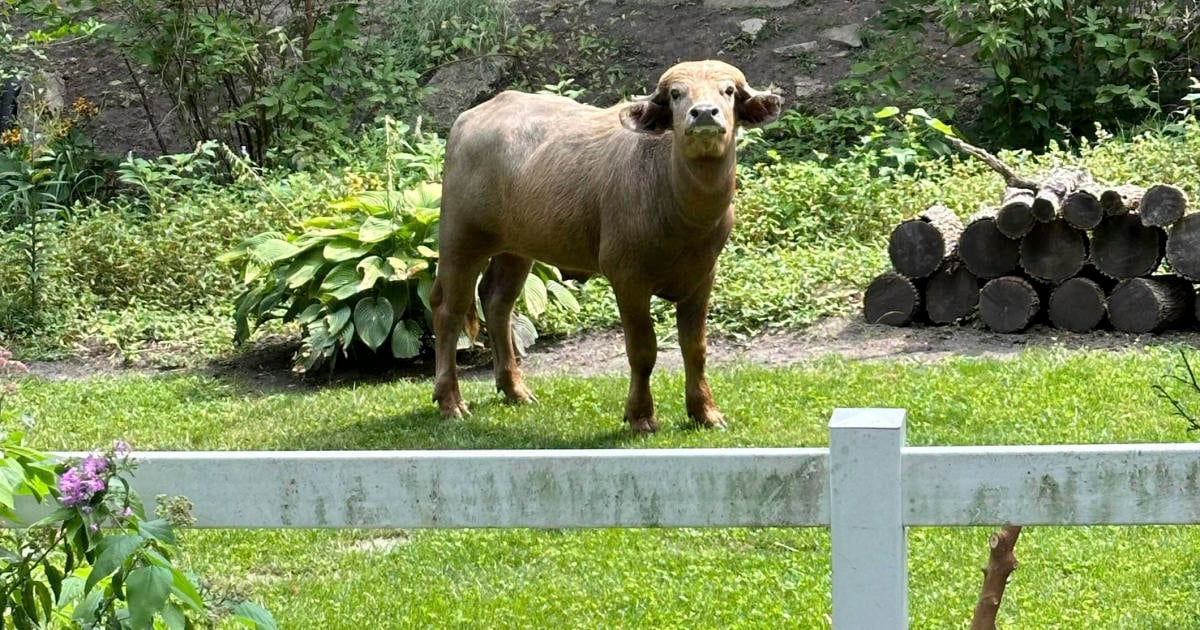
{"left": 996, "top": 189, "right": 1037, "bottom": 238}
{"left": 888, "top": 205, "right": 964, "bottom": 279}
{"left": 1061, "top": 190, "right": 1104, "bottom": 230}
{"left": 959, "top": 215, "right": 1020, "bottom": 279}
{"left": 863, "top": 271, "right": 922, "bottom": 326}
{"left": 1049, "top": 277, "right": 1107, "bottom": 333}
{"left": 1100, "top": 184, "right": 1145, "bottom": 216}
{"left": 1140, "top": 184, "right": 1188, "bottom": 228}
{"left": 1019, "top": 219, "right": 1088, "bottom": 283}
{"left": 1092, "top": 214, "right": 1165, "bottom": 280}
{"left": 1107, "top": 276, "right": 1195, "bottom": 333}
{"left": 1166, "top": 214, "right": 1200, "bottom": 281}
{"left": 980, "top": 276, "right": 1041, "bottom": 333}
{"left": 925, "top": 262, "right": 980, "bottom": 324}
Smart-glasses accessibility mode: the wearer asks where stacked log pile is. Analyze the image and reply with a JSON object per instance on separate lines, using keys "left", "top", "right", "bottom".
{"left": 864, "top": 173, "right": 1196, "bottom": 334}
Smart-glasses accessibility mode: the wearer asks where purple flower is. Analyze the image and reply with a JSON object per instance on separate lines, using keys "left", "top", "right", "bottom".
{"left": 120, "top": 506, "right": 133, "bottom": 518}
{"left": 57, "top": 455, "right": 109, "bottom": 508}
{"left": 57, "top": 468, "right": 87, "bottom": 507}
{"left": 81, "top": 454, "right": 108, "bottom": 477}
{"left": 112, "top": 440, "right": 132, "bottom": 456}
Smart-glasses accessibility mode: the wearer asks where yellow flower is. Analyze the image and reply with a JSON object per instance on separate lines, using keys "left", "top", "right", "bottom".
{"left": 0, "top": 127, "right": 20, "bottom": 147}
{"left": 72, "top": 97, "right": 98, "bottom": 119}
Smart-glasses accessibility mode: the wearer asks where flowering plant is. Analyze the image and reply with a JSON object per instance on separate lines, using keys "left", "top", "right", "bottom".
{"left": 0, "top": 347, "right": 276, "bottom": 628}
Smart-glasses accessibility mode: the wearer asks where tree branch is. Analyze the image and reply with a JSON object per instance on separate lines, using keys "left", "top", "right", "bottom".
{"left": 943, "top": 136, "right": 1041, "bottom": 191}
{"left": 970, "top": 524, "right": 1023, "bottom": 630}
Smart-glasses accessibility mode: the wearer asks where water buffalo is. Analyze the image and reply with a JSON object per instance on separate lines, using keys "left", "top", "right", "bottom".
{"left": 432, "top": 60, "right": 783, "bottom": 433}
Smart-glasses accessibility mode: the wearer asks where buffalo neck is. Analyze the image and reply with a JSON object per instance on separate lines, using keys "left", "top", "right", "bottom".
{"left": 667, "top": 139, "right": 737, "bottom": 227}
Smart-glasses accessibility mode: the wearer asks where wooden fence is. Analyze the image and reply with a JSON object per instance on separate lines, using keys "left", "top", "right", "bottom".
{"left": 34, "top": 408, "right": 1200, "bottom": 628}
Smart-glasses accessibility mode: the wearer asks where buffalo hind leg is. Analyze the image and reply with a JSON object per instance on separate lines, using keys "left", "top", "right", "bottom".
{"left": 614, "top": 287, "right": 658, "bottom": 434}
{"left": 479, "top": 253, "right": 537, "bottom": 404}
{"left": 431, "top": 253, "right": 487, "bottom": 417}
{"left": 676, "top": 281, "right": 726, "bottom": 429}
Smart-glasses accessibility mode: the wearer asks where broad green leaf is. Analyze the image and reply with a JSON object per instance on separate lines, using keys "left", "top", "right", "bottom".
{"left": 403, "top": 182, "right": 442, "bottom": 210}
{"left": 380, "top": 282, "right": 411, "bottom": 318}
{"left": 358, "top": 216, "right": 400, "bottom": 243}
{"left": 326, "top": 303, "right": 352, "bottom": 336}
{"left": 319, "top": 261, "right": 360, "bottom": 301}
{"left": 994, "top": 61, "right": 1010, "bottom": 80}
{"left": 126, "top": 565, "right": 172, "bottom": 629}
{"left": 357, "top": 256, "right": 390, "bottom": 291}
{"left": 353, "top": 297, "right": 395, "bottom": 351}
{"left": 232, "top": 601, "right": 280, "bottom": 630}
{"left": 418, "top": 275, "right": 435, "bottom": 311}
{"left": 243, "top": 260, "right": 267, "bottom": 285}
{"left": 137, "top": 518, "right": 177, "bottom": 545}
{"left": 218, "top": 232, "right": 282, "bottom": 264}
{"left": 57, "top": 576, "right": 84, "bottom": 608}
{"left": 874, "top": 106, "right": 900, "bottom": 119}
{"left": 73, "top": 589, "right": 104, "bottom": 624}
{"left": 390, "top": 320, "right": 423, "bottom": 359}
{"left": 512, "top": 313, "right": 539, "bottom": 356}
{"left": 416, "top": 245, "right": 439, "bottom": 259}
{"left": 546, "top": 280, "right": 581, "bottom": 312}
{"left": 85, "top": 534, "right": 143, "bottom": 593}
{"left": 323, "top": 238, "right": 372, "bottom": 262}
{"left": 924, "top": 117, "right": 957, "bottom": 138}
{"left": 162, "top": 602, "right": 188, "bottom": 630}
{"left": 523, "top": 274, "right": 548, "bottom": 318}
{"left": 286, "top": 250, "right": 326, "bottom": 289}
{"left": 297, "top": 302, "right": 324, "bottom": 325}
{"left": 250, "top": 238, "right": 301, "bottom": 264}
{"left": 145, "top": 548, "right": 205, "bottom": 611}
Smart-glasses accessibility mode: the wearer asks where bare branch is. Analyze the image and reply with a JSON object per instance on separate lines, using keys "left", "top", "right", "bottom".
{"left": 943, "top": 135, "right": 1041, "bottom": 191}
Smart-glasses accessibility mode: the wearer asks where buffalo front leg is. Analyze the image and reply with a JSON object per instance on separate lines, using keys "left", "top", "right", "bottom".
{"left": 431, "top": 254, "right": 486, "bottom": 417}
{"left": 615, "top": 288, "right": 658, "bottom": 434}
{"left": 479, "top": 253, "right": 537, "bottom": 404}
{"left": 676, "top": 283, "right": 726, "bottom": 429}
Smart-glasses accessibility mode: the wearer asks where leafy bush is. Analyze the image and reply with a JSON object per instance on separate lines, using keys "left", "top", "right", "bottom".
{"left": 104, "top": 0, "right": 522, "bottom": 165}
{"left": 931, "top": 0, "right": 1198, "bottom": 148}
{"left": 222, "top": 184, "right": 581, "bottom": 371}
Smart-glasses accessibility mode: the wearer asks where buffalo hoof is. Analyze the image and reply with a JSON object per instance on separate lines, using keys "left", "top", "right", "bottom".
{"left": 500, "top": 381, "right": 538, "bottom": 405}
{"left": 628, "top": 416, "right": 660, "bottom": 435}
{"left": 691, "top": 408, "right": 728, "bottom": 431}
{"left": 436, "top": 396, "right": 471, "bottom": 418}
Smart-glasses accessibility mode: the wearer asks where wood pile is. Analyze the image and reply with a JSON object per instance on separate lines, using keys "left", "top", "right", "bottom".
{"left": 864, "top": 173, "right": 1196, "bottom": 334}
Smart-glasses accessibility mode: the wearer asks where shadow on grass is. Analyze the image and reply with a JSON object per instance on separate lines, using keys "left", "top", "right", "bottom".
{"left": 267, "top": 401, "right": 646, "bottom": 451}
{"left": 203, "top": 336, "right": 503, "bottom": 398}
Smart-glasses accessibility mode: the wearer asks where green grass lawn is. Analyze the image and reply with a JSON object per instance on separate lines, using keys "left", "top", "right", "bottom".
{"left": 9, "top": 347, "right": 1200, "bottom": 628}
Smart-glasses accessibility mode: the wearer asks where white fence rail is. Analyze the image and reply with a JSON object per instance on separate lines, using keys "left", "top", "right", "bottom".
{"left": 30, "top": 408, "right": 1200, "bottom": 629}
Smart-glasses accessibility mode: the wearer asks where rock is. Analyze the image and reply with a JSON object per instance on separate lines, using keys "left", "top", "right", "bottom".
{"left": 793, "top": 76, "right": 832, "bottom": 100}
{"left": 739, "top": 18, "right": 767, "bottom": 37}
{"left": 421, "top": 55, "right": 516, "bottom": 133}
{"left": 821, "top": 23, "right": 863, "bottom": 48}
{"left": 773, "top": 41, "right": 818, "bottom": 56}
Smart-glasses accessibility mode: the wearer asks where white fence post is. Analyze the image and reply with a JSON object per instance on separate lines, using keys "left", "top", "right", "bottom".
{"left": 829, "top": 408, "right": 908, "bottom": 629}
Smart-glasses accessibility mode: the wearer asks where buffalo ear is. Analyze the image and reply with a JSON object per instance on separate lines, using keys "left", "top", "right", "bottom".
{"left": 736, "top": 88, "right": 784, "bottom": 127}
{"left": 620, "top": 98, "right": 672, "bottom": 134}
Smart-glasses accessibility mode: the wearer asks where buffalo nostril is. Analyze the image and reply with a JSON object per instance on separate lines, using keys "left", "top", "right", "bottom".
{"left": 688, "top": 105, "right": 723, "bottom": 120}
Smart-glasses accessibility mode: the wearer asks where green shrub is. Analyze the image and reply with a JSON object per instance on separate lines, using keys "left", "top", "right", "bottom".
{"left": 221, "top": 184, "right": 581, "bottom": 371}
{"left": 105, "top": 0, "right": 522, "bottom": 165}
{"left": 931, "top": 0, "right": 1198, "bottom": 148}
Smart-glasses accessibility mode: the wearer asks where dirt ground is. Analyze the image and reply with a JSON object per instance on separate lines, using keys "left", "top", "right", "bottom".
{"left": 23, "top": 315, "right": 1199, "bottom": 392}
{"left": 32, "top": 0, "right": 980, "bottom": 158}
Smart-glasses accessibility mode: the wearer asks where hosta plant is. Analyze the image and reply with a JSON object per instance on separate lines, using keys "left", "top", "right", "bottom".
{"left": 221, "top": 183, "right": 579, "bottom": 372}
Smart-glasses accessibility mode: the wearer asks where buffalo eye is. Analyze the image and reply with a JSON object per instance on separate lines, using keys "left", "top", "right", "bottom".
{"left": 670, "top": 88, "right": 682, "bottom": 101}
{"left": 724, "top": 86, "right": 735, "bottom": 97}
